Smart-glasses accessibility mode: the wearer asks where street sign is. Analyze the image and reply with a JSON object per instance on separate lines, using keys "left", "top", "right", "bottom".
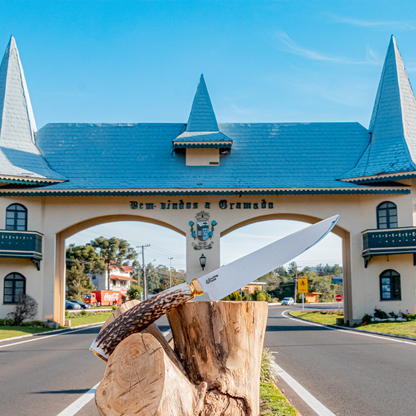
{"left": 297, "top": 278, "right": 308, "bottom": 294}
{"left": 335, "top": 294, "right": 343, "bottom": 302}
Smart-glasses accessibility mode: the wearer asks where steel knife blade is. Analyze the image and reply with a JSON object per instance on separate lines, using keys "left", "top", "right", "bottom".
{"left": 90, "top": 214, "right": 339, "bottom": 360}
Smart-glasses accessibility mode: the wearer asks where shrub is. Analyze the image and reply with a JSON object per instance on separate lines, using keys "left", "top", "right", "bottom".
{"left": 0, "top": 318, "right": 12, "bottom": 326}
{"left": 30, "top": 320, "right": 45, "bottom": 327}
{"left": 80, "top": 310, "right": 87, "bottom": 316}
{"left": 243, "top": 290, "right": 252, "bottom": 301}
{"left": 256, "top": 292, "right": 267, "bottom": 302}
{"left": 374, "top": 308, "right": 388, "bottom": 319}
{"left": 127, "top": 284, "right": 143, "bottom": 300}
{"left": 362, "top": 313, "right": 372, "bottom": 325}
{"left": 65, "top": 310, "right": 69, "bottom": 317}
{"left": 407, "top": 313, "right": 416, "bottom": 321}
{"left": 260, "top": 348, "right": 278, "bottom": 383}
{"left": 112, "top": 305, "right": 118, "bottom": 311}
{"left": 7, "top": 294, "right": 38, "bottom": 325}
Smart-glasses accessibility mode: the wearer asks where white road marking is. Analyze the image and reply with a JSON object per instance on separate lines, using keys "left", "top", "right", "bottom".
{"left": 163, "top": 329, "right": 172, "bottom": 337}
{"left": 0, "top": 323, "right": 104, "bottom": 349}
{"left": 56, "top": 382, "right": 100, "bottom": 416}
{"left": 282, "top": 310, "right": 416, "bottom": 346}
{"left": 274, "top": 362, "right": 336, "bottom": 416}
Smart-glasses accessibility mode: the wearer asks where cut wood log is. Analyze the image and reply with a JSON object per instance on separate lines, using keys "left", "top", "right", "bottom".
{"left": 95, "top": 333, "right": 207, "bottom": 416}
{"left": 168, "top": 301, "right": 268, "bottom": 416}
{"left": 100, "top": 299, "right": 185, "bottom": 374}
{"left": 95, "top": 301, "right": 267, "bottom": 416}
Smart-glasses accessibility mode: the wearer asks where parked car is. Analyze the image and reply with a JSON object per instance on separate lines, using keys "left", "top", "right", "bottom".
{"left": 72, "top": 300, "right": 90, "bottom": 309}
{"left": 65, "top": 300, "right": 81, "bottom": 310}
{"left": 282, "top": 297, "right": 295, "bottom": 306}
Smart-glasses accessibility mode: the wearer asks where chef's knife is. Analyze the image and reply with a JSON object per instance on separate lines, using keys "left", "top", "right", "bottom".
{"left": 90, "top": 214, "right": 339, "bottom": 361}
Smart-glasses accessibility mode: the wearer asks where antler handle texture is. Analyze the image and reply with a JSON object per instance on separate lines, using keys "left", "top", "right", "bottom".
{"left": 92, "top": 280, "right": 203, "bottom": 359}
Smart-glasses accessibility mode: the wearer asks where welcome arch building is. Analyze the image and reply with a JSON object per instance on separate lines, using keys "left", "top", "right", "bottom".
{"left": 1, "top": 35, "right": 416, "bottom": 325}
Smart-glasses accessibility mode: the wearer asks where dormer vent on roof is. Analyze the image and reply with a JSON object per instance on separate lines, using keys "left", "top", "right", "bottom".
{"left": 173, "top": 75, "right": 232, "bottom": 166}
{"left": 340, "top": 35, "right": 416, "bottom": 183}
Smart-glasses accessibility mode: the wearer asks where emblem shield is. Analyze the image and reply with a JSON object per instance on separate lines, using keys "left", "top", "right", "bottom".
{"left": 197, "top": 221, "right": 210, "bottom": 241}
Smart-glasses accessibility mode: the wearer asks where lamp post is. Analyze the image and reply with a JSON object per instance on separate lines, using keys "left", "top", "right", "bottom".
{"left": 199, "top": 253, "right": 206, "bottom": 271}
{"left": 168, "top": 257, "right": 173, "bottom": 288}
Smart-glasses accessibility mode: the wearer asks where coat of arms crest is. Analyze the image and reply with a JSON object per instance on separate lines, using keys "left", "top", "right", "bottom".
{"left": 189, "top": 211, "right": 217, "bottom": 250}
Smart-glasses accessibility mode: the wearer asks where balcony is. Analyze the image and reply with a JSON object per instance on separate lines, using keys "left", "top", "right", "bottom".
{"left": 362, "top": 226, "right": 416, "bottom": 267}
{"left": 0, "top": 230, "right": 43, "bottom": 270}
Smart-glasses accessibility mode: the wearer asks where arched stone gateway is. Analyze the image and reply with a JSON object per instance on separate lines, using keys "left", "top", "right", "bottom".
{"left": 1, "top": 36, "right": 416, "bottom": 326}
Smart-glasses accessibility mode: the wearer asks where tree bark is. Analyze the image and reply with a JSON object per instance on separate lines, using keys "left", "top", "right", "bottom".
{"left": 95, "top": 301, "right": 268, "bottom": 416}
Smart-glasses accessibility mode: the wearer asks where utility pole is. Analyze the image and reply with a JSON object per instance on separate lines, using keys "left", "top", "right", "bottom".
{"left": 136, "top": 245, "right": 150, "bottom": 299}
{"left": 294, "top": 270, "right": 298, "bottom": 304}
{"left": 168, "top": 257, "right": 173, "bottom": 288}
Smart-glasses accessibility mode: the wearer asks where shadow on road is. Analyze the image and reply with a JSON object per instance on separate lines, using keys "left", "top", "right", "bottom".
{"left": 30, "top": 389, "right": 92, "bottom": 395}
{"left": 266, "top": 325, "right": 329, "bottom": 332}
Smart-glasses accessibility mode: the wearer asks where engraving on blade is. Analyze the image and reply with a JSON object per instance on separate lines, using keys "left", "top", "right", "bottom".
{"left": 198, "top": 215, "right": 339, "bottom": 301}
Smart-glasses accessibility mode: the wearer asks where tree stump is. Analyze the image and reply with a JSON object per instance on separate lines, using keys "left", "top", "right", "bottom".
{"left": 95, "top": 301, "right": 268, "bottom": 416}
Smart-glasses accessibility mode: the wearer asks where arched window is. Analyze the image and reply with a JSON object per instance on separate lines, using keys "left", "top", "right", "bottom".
{"left": 377, "top": 202, "right": 397, "bottom": 229}
{"left": 3, "top": 273, "right": 26, "bottom": 304}
{"left": 6, "top": 204, "right": 27, "bottom": 231}
{"left": 380, "top": 270, "right": 401, "bottom": 301}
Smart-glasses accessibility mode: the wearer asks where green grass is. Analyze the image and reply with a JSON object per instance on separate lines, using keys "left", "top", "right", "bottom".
{"left": 292, "top": 311, "right": 416, "bottom": 338}
{"left": 66, "top": 311, "right": 112, "bottom": 326}
{"left": 260, "top": 382, "right": 299, "bottom": 415}
{"left": 0, "top": 326, "right": 55, "bottom": 340}
{"left": 358, "top": 321, "right": 416, "bottom": 338}
{"left": 291, "top": 311, "right": 343, "bottom": 325}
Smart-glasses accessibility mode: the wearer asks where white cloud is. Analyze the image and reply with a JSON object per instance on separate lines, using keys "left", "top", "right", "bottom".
{"left": 275, "top": 32, "right": 378, "bottom": 65}
{"left": 334, "top": 16, "right": 416, "bottom": 30}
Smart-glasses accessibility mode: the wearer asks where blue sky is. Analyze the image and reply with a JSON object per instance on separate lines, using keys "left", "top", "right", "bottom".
{"left": 2, "top": 0, "right": 415, "bottom": 271}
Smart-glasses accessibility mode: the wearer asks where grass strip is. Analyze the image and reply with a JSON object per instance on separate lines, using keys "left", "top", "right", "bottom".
{"left": 65, "top": 311, "right": 112, "bottom": 326}
{"left": 0, "top": 326, "right": 55, "bottom": 340}
{"left": 291, "top": 311, "right": 416, "bottom": 338}
{"left": 291, "top": 311, "right": 342, "bottom": 325}
{"left": 260, "top": 382, "right": 299, "bottom": 415}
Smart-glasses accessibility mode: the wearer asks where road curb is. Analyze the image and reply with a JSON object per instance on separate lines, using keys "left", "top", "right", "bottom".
{"left": 0, "top": 321, "right": 105, "bottom": 343}
{"left": 288, "top": 312, "right": 416, "bottom": 342}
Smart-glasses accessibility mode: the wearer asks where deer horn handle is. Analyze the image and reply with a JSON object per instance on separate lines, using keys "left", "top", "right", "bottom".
{"left": 90, "top": 280, "right": 203, "bottom": 360}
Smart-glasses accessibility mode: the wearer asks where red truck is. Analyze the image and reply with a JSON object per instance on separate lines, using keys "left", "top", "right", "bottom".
{"left": 83, "top": 290, "right": 123, "bottom": 307}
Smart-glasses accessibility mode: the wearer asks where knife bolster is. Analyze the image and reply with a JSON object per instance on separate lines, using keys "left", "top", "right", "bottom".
{"left": 188, "top": 279, "right": 204, "bottom": 296}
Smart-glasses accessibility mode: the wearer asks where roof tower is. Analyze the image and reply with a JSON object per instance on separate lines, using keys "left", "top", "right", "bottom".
{"left": 173, "top": 74, "right": 232, "bottom": 151}
{"left": 0, "top": 36, "right": 65, "bottom": 184}
{"left": 341, "top": 36, "right": 416, "bottom": 182}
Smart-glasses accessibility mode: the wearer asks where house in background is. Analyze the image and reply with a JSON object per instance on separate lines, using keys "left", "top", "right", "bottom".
{"left": 89, "top": 261, "right": 136, "bottom": 300}
{"left": 241, "top": 282, "right": 267, "bottom": 294}
{"left": 305, "top": 292, "right": 322, "bottom": 303}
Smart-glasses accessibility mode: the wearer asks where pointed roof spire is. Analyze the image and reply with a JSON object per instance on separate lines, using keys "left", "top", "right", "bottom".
{"left": 341, "top": 36, "right": 416, "bottom": 182}
{"left": 0, "top": 36, "right": 65, "bottom": 183}
{"left": 186, "top": 74, "right": 219, "bottom": 132}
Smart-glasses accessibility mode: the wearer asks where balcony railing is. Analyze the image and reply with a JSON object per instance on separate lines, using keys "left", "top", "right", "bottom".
{"left": 362, "top": 226, "right": 416, "bottom": 267}
{"left": 0, "top": 230, "right": 43, "bottom": 270}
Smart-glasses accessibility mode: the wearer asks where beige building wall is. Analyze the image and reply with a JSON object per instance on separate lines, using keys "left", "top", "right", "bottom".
{"left": 0, "top": 189, "right": 415, "bottom": 325}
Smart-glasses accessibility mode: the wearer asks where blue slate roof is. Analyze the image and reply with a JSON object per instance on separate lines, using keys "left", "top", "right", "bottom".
{"left": 0, "top": 37, "right": 65, "bottom": 183}
{"left": 342, "top": 36, "right": 416, "bottom": 182}
{"left": 31, "top": 121, "right": 378, "bottom": 192}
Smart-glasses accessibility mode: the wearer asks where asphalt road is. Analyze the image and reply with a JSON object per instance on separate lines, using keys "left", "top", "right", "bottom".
{"left": 0, "top": 318, "right": 170, "bottom": 416}
{"left": 267, "top": 305, "right": 416, "bottom": 416}
{"left": 1, "top": 306, "right": 416, "bottom": 416}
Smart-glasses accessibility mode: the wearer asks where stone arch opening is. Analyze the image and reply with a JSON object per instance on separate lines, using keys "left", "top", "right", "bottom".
{"left": 220, "top": 213, "right": 352, "bottom": 321}
{"left": 54, "top": 214, "right": 186, "bottom": 324}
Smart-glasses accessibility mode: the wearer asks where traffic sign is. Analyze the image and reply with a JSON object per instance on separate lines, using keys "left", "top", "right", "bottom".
{"left": 297, "top": 278, "right": 308, "bottom": 294}
{"left": 335, "top": 294, "right": 343, "bottom": 302}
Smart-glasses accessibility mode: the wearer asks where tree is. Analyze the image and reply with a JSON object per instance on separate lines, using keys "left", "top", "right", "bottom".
{"left": 288, "top": 261, "right": 298, "bottom": 276}
{"left": 316, "top": 263, "right": 324, "bottom": 276}
{"left": 89, "top": 238, "right": 139, "bottom": 288}
{"left": 256, "top": 292, "right": 266, "bottom": 301}
{"left": 127, "top": 284, "right": 143, "bottom": 300}
{"left": 67, "top": 263, "right": 96, "bottom": 301}
{"left": 332, "top": 264, "right": 343, "bottom": 276}
{"left": 303, "top": 266, "right": 312, "bottom": 274}
{"left": 7, "top": 294, "right": 38, "bottom": 325}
